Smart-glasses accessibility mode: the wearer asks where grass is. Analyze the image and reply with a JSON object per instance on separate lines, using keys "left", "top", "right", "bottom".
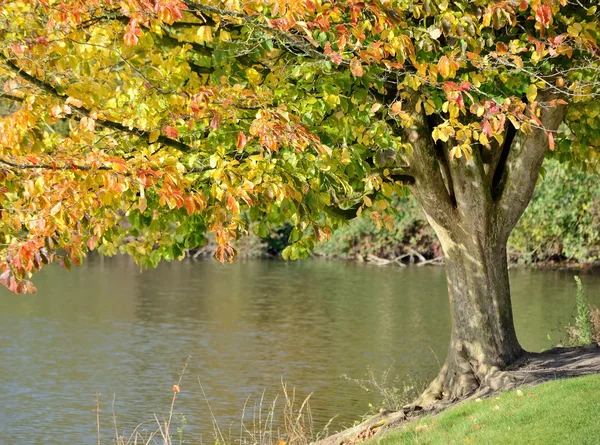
{"left": 369, "top": 374, "right": 600, "bottom": 445}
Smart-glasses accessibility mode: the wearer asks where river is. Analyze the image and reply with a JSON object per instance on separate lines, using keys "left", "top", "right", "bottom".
{"left": 1, "top": 257, "right": 599, "bottom": 444}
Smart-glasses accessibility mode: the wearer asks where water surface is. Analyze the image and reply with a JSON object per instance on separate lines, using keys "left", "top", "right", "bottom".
{"left": 1, "top": 257, "right": 599, "bottom": 444}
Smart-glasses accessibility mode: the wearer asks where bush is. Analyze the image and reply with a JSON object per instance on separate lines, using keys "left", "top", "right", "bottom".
{"left": 509, "top": 160, "right": 600, "bottom": 265}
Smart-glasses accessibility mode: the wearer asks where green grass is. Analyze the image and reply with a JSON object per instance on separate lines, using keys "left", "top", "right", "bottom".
{"left": 370, "top": 374, "right": 600, "bottom": 445}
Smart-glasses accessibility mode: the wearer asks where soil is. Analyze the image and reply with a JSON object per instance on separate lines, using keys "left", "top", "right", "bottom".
{"left": 315, "top": 345, "right": 600, "bottom": 445}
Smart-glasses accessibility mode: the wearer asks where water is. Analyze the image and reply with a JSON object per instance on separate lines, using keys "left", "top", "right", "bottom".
{"left": 1, "top": 257, "right": 599, "bottom": 444}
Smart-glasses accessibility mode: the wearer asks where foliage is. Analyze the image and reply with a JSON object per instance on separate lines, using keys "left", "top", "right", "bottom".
{"left": 1, "top": 0, "right": 599, "bottom": 292}
{"left": 562, "top": 276, "right": 600, "bottom": 346}
{"left": 509, "top": 161, "right": 600, "bottom": 264}
{"left": 316, "top": 194, "right": 439, "bottom": 262}
{"left": 319, "top": 160, "right": 600, "bottom": 265}
{"left": 369, "top": 374, "right": 600, "bottom": 445}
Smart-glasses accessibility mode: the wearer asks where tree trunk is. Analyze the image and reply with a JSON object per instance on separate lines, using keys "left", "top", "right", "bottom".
{"left": 414, "top": 216, "right": 523, "bottom": 405}
{"left": 398, "top": 91, "right": 567, "bottom": 406}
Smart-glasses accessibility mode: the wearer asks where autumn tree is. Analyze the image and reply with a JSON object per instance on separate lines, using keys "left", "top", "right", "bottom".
{"left": 1, "top": 0, "right": 599, "bottom": 402}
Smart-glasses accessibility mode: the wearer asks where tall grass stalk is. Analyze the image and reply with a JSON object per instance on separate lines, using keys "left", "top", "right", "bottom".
{"left": 96, "top": 361, "right": 327, "bottom": 445}
{"left": 572, "top": 276, "right": 593, "bottom": 345}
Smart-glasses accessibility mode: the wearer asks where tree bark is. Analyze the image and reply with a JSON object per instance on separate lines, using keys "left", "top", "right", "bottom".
{"left": 414, "top": 216, "right": 523, "bottom": 405}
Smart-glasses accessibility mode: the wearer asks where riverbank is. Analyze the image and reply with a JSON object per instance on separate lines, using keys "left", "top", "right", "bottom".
{"left": 319, "top": 346, "right": 600, "bottom": 445}
{"left": 366, "top": 372, "right": 600, "bottom": 445}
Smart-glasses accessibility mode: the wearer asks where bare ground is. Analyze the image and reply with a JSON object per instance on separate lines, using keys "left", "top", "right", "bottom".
{"left": 316, "top": 345, "right": 600, "bottom": 445}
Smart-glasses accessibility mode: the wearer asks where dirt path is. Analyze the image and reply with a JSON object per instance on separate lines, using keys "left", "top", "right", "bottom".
{"left": 316, "top": 345, "right": 600, "bottom": 445}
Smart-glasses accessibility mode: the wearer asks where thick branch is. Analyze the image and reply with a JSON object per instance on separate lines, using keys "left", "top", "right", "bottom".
{"left": 443, "top": 139, "right": 492, "bottom": 223}
{"left": 434, "top": 139, "right": 456, "bottom": 206}
{"left": 399, "top": 97, "right": 457, "bottom": 230}
{"left": 0, "top": 54, "right": 193, "bottom": 153}
{"left": 496, "top": 93, "right": 567, "bottom": 237}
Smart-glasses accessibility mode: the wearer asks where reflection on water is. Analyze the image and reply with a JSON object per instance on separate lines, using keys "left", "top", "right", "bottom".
{"left": 1, "top": 257, "right": 599, "bottom": 444}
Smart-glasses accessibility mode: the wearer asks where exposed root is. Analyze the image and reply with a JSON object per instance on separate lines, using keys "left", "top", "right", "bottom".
{"left": 314, "top": 345, "right": 600, "bottom": 445}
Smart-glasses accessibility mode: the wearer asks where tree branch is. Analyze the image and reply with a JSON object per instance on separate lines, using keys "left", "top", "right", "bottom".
{"left": 442, "top": 139, "right": 493, "bottom": 228}
{"left": 0, "top": 92, "right": 24, "bottom": 103}
{"left": 490, "top": 121, "right": 517, "bottom": 196}
{"left": 496, "top": 93, "right": 567, "bottom": 238}
{"left": 0, "top": 54, "right": 193, "bottom": 153}
{"left": 388, "top": 166, "right": 416, "bottom": 184}
{"left": 398, "top": 95, "right": 457, "bottom": 230}
{"left": 0, "top": 157, "right": 115, "bottom": 172}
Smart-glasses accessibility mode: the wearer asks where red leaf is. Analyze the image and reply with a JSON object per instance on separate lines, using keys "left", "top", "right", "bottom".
{"left": 482, "top": 120, "right": 493, "bottom": 138}
{"left": 162, "top": 125, "right": 179, "bottom": 139}
{"left": 324, "top": 42, "right": 343, "bottom": 65}
{"left": 210, "top": 113, "right": 222, "bottom": 130}
{"left": 535, "top": 5, "right": 552, "bottom": 27}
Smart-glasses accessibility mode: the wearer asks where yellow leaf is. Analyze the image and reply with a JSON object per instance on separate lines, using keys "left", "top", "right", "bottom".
{"left": 139, "top": 196, "right": 147, "bottom": 213}
{"left": 375, "top": 199, "right": 389, "bottom": 211}
{"left": 246, "top": 68, "right": 262, "bottom": 86}
{"left": 526, "top": 84, "right": 538, "bottom": 103}
{"left": 424, "top": 99, "right": 435, "bottom": 115}
{"left": 149, "top": 130, "right": 160, "bottom": 143}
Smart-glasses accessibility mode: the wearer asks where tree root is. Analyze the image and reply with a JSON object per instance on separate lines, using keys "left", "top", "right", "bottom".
{"left": 314, "top": 345, "right": 600, "bottom": 445}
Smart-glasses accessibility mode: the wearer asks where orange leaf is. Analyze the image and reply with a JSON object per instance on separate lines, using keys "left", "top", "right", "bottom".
{"left": 437, "top": 56, "right": 451, "bottom": 78}
{"left": 350, "top": 58, "right": 364, "bottom": 77}
{"left": 237, "top": 131, "right": 247, "bottom": 150}
{"left": 162, "top": 125, "right": 179, "bottom": 139}
{"left": 547, "top": 131, "right": 555, "bottom": 151}
{"left": 536, "top": 5, "right": 552, "bottom": 27}
{"left": 66, "top": 97, "right": 83, "bottom": 108}
{"left": 496, "top": 42, "right": 508, "bottom": 55}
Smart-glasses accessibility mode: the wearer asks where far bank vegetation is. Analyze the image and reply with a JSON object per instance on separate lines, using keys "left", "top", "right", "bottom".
{"left": 189, "top": 160, "right": 600, "bottom": 268}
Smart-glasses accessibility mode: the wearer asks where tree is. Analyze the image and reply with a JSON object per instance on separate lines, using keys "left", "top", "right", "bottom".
{"left": 1, "top": 0, "right": 599, "bottom": 402}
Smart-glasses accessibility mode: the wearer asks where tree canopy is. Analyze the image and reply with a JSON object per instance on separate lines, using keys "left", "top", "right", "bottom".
{"left": 1, "top": 0, "right": 599, "bottom": 293}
